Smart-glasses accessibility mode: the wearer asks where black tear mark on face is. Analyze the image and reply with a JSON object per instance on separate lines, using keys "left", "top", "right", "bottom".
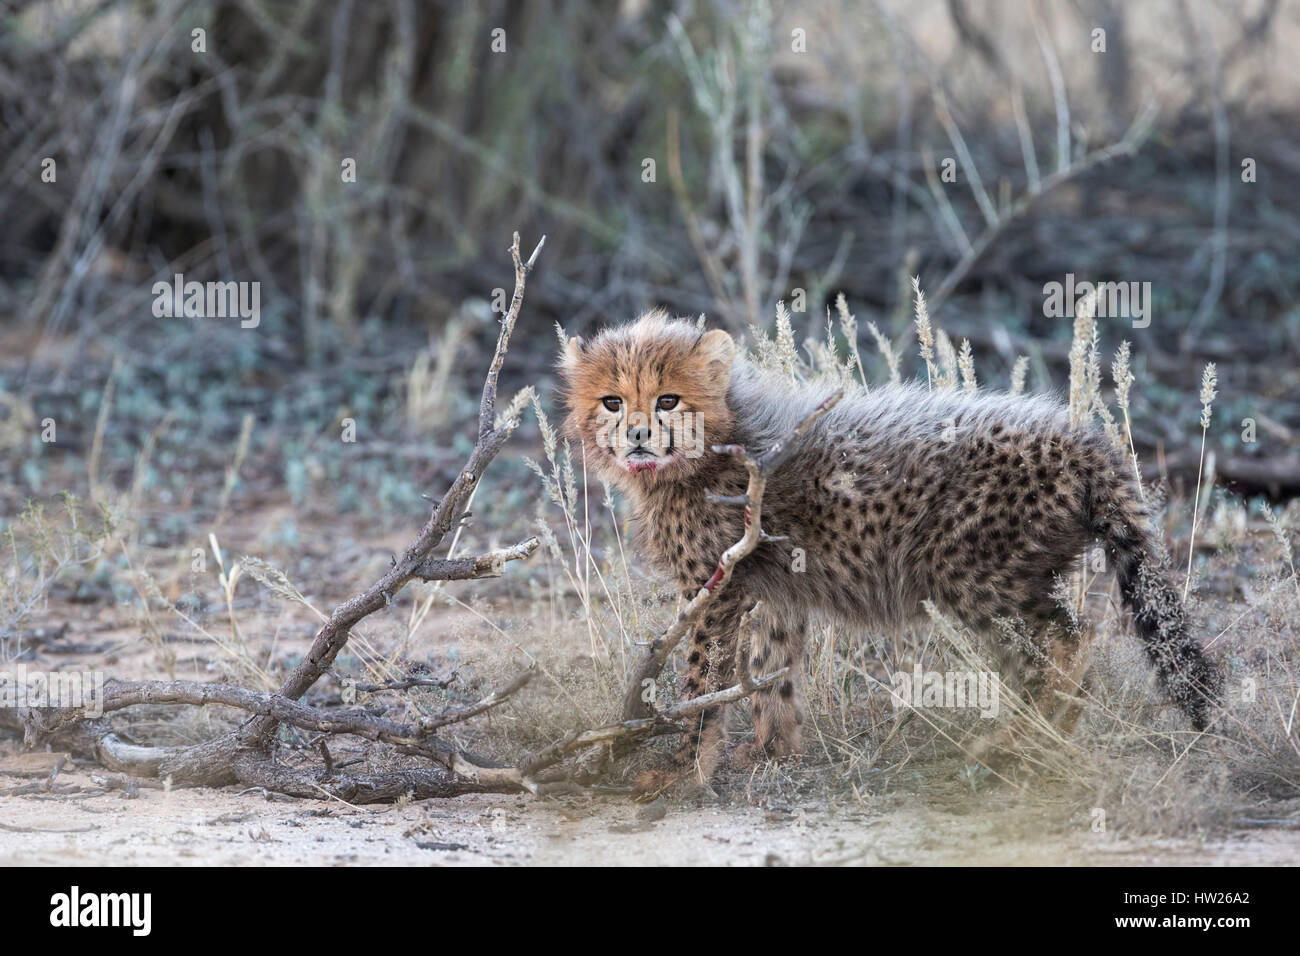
{"left": 656, "top": 408, "right": 677, "bottom": 456}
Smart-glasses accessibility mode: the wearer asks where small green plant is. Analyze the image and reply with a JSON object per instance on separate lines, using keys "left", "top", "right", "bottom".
{"left": 1, "top": 494, "right": 112, "bottom": 662}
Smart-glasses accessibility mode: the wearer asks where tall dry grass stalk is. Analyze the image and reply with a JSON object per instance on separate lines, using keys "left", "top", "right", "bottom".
{"left": 748, "top": 300, "right": 803, "bottom": 382}
{"left": 122, "top": 532, "right": 278, "bottom": 689}
{"left": 935, "top": 330, "right": 958, "bottom": 390}
{"left": 525, "top": 393, "right": 638, "bottom": 676}
{"left": 923, "top": 603, "right": 1087, "bottom": 783}
{"left": 1184, "top": 363, "right": 1218, "bottom": 600}
{"left": 957, "top": 338, "right": 977, "bottom": 393}
{"left": 834, "top": 293, "right": 873, "bottom": 387}
{"left": 86, "top": 356, "right": 120, "bottom": 506}
{"left": 1262, "top": 508, "right": 1300, "bottom": 603}
{"left": 833, "top": 290, "right": 899, "bottom": 387}
{"left": 1009, "top": 356, "right": 1029, "bottom": 395}
{"left": 865, "top": 319, "right": 901, "bottom": 386}
{"left": 773, "top": 300, "right": 799, "bottom": 380}
{"left": 911, "top": 276, "right": 938, "bottom": 390}
{"left": 405, "top": 315, "right": 469, "bottom": 432}
{"left": 1066, "top": 288, "right": 1098, "bottom": 427}
{"left": 1111, "top": 341, "right": 1144, "bottom": 495}
{"left": 213, "top": 413, "right": 254, "bottom": 531}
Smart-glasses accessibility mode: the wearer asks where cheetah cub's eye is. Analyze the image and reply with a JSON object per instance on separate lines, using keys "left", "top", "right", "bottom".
{"left": 601, "top": 396, "right": 622, "bottom": 412}
{"left": 656, "top": 395, "right": 679, "bottom": 411}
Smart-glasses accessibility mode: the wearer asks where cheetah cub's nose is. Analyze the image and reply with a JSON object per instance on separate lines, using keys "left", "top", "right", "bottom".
{"left": 627, "top": 424, "right": 651, "bottom": 445}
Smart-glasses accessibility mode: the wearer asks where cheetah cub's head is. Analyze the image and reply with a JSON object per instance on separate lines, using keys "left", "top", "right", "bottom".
{"left": 559, "top": 310, "right": 736, "bottom": 486}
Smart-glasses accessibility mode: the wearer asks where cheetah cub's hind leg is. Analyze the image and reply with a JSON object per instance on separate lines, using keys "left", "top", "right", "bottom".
{"left": 972, "top": 608, "right": 1091, "bottom": 766}
{"left": 1029, "top": 619, "right": 1093, "bottom": 738}
{"left": 732, "top": 608, "right": 810, "bottom": 769}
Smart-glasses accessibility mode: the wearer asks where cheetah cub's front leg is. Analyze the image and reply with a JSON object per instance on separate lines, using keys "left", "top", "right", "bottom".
{"left": 633, "top": 590, "right": 747, "bottom": 797}
{"left": 732, "top": 608, "right": 809, "bottom": 768}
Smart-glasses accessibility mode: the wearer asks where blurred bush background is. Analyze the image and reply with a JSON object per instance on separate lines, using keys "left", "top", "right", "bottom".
{"left": 1, "top": 0, "right": 1298, "bottom": 509}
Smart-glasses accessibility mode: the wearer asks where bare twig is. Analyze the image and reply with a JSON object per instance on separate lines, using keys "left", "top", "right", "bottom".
{"left": 522, "top": 665, "right": 790, "bottom": 777}
{"left": 413, "top": 537, "right": 540, "bottom": 581}
{"left": 22, "top": 672, "right": 531, "bottom": 763}
{"left": 418, "top": 667, "right": 536, "bottom": 732}
{"left": 928, "top": 103, "right": 1157, "bottom": 315}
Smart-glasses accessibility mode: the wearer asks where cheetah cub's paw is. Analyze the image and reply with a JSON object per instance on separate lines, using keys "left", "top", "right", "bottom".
{"left": 728, "top": 742, "right": 766, "bottom": 769}
{"left": 631, "top": 768, "right": 679, "bottom": 797}
{"left": 729, "top": 741, "right": 803, "bottom": 770}
{"left": 632, "top": 767, "right": 716, "bottom": 801}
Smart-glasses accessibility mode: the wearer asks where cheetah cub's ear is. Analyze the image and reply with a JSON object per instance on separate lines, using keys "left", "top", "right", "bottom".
{"left": 697, "top": 328, "right": 735, "bottom": 374}
{"left": 561, "top": 335, "right": 586, "bottom": 370}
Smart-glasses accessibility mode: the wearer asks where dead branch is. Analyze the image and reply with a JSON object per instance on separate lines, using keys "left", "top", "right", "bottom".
{"left": 417, "top": 667, "right": 536, "bottom": 732}
{"left": 413, "top": 536, "right": 539, "bottom": 581}
{"left": 238, "top": 232, "right": 544, "bottom": 747}
{"left": 5, "top": 233, "right": 547, "bottom": 801}
{"left": 22, "top": 671, "right": 533, "bottom": 762}
{"left": 927, "top": 101, "right": 1157, "bottom": 316}
{"left": 336, "top": 674, "right": 457, "bottom": 694}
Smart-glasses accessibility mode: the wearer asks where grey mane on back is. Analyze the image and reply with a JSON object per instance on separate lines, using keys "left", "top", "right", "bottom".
{"left": 727, "top": 356, "right": 1072, "bottom": 454}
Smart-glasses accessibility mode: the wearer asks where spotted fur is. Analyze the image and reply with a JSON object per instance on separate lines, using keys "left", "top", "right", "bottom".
{"left": 560, "top": 312, "right": 1222, "bottom": 786}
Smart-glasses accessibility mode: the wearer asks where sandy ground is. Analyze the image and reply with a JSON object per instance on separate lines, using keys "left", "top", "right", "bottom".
{"left": 3, "top": 506, "right": 1297, "bottom": 868}
{"left": 3, "top": 604, "right": 1298, "bottom": 867}
{"left": 2, "top": 764, "right": 1297, "bottom": 866}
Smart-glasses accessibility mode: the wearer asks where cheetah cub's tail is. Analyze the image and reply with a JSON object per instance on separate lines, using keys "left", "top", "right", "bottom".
{"left": 1086, "top": 456, "right": 1222, "bottom": 731}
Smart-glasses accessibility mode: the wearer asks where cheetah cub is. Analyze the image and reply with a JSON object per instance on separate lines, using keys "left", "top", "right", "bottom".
{"left": 559, "top": 311, "right": 1221, "bottom": 787}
